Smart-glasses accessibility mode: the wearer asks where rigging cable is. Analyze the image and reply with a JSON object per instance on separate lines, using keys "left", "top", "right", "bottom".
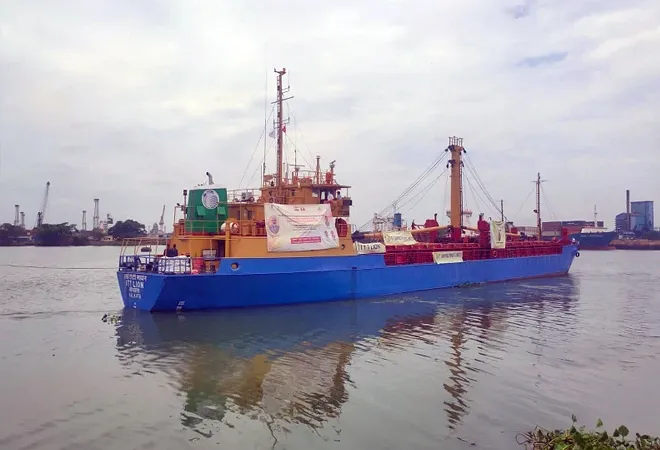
{"left": 540, "top": 184, "right": 557, "bottom": 221}
{"left": 511, "top": 185, "right": 536, "bottom": 220}
{"left": 288, "top": 108, "right": 319, "bottom": 169}
{"left": 399, "top": 166, "right": 450, "bottom": 215}
{"left": 465, "top": 168, "right": 503, "bottom": 219}
{"left": 441, "top": 173, "right": 449, "bottom": 225}
{"left": 463, "top": 153, "right": 503, "bottom": 216}
{"left": 284, "top": 103, "right": 314, "bottom": 169}
{"left": 285, "top": 132, "right": 313, "bottom": 171}
{"left": 238, "top": 105, "right": 275, "bottom": 189}
{"left": 463, "top": 172, "right": 486, "bottom": 218}
{"left": 358, "top": 152, "right": 449, "bottom": 230}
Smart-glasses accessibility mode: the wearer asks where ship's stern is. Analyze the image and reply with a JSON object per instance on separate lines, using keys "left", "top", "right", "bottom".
{"left": 116, "top": 271, "right": 166, "bottom": 311}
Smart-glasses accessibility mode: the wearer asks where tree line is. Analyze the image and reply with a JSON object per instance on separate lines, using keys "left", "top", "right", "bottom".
{"left": 0, "top": 219, "right": 147, "bottom": 246}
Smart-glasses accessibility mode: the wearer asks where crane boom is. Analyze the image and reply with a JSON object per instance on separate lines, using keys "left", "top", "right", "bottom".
{"left": 35, "top": 181, "right": 51, "bottom": 228}
{"left": 159, "top": 204, "right": 166, "bottom": 233}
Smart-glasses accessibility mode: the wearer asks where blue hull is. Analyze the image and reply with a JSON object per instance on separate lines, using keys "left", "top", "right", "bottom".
{"left": 117, "top": 244, "right": 578, "bottom": 312}
{"left": 568, "top": 231, "right": 617, "bottom": 250}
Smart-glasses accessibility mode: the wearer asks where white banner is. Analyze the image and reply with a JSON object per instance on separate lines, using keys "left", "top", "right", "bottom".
{"left": 264, "top": 203, "right": 339, "bottom": 252}
{"left": 432, "top": 251, "right": 463, "bottom": 264}
{"left": 490, "top": 220, "right": 506, "bottom": 249}
{"left": 382, "top": 230, "right": 417, "bottom": 246}
{"left": 354, "top": 241, "right": 386, "bottom": 254}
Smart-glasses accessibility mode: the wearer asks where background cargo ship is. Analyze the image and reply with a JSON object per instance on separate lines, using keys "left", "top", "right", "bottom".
{"left": 568, "top": 206, "right": 617, "bottom": 250}
{"left": 116, "top": 67, "right": 578, "bottom": 312}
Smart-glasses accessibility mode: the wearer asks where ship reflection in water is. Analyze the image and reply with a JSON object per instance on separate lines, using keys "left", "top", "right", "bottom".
{"left": 115, "top": 277, "right": 579, "bottom": 441}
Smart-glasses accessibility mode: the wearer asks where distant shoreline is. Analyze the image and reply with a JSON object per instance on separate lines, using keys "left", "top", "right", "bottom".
{"left": 0, "top": 239, "right": 166, "bottom": 248}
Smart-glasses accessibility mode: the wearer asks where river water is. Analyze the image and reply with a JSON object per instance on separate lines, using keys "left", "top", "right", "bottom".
{"left": 0, "top": 247, "right": 658, "bottom": 450}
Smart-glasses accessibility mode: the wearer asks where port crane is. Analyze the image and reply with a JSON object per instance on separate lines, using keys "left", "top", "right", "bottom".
{"left": 34, "top": 181, "right": 51, "bottom": 228}
{"left": 158, "top": 204, "right": 165, "bottom": 234}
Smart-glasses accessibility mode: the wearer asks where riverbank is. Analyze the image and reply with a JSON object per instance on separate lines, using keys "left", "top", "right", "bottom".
{"left": 611, "top": 239, "right": 660, "bottom": 250}
{"left": 0, "top": 239, "right": 166, "bottom": 247}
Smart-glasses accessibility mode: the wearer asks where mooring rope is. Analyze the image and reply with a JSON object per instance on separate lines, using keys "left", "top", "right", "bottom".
{"left": 0, "top": 264, "right": 116, "bottom": 270}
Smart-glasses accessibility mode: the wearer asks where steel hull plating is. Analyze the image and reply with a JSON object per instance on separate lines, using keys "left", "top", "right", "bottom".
{"left": 569, "top": 231, "right": 617, "bottom": 250}
{"left": 117, "top": 245, "right": 578, "bottom": 312}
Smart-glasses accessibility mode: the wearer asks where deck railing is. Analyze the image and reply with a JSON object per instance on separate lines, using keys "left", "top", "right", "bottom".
{"left": 178, "top": 218, "right": 350, "bottom": 238}
{"left": 118, "top": 255, "right": 221, "bottom": 274}
{"left": 262, "top": 169, "right": 333, "bottom": 187}
{"left": 227, "top": 188, "right": 260, "bottom": 203}
{"left": 381, "top": 241, "right": 566, "bottom": 266}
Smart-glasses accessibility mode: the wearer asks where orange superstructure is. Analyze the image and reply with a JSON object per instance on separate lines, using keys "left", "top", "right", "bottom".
{"left": 167, "top": 68, "right": 355, "bottom": 260}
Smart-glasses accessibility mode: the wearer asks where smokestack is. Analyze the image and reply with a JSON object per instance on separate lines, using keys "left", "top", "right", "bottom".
{"left": 626, "top": 189, "right": 631, "bottom": 231}
{"left": 13, "top": 205, "right": 19, "bottom": 227}
{"left": 93, "top": 198, "right": 100, "bottom": 230}
{"left": 20, "top": 212, "right": 25, "bottom": 228}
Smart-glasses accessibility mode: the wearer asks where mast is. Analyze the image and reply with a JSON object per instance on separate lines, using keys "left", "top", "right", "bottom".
{"left": 593, "top": 204, "right": 598, "bottom": 227}
{"left": 274, "top": 68, "right": 286, "bottom": 189}
{"left": 263, "top": 65, "right": 268, "bottom": 183}
{"left": 446, "top": 136, "right": 465, "bottom": 241}
{"left": 535, "top": 172, "right": 542, "bottom": 241}
{"left": 272, "top": 68, "right": 293, "bottom": 195}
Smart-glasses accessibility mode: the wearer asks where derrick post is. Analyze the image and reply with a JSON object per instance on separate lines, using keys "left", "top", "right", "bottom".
{"left": 446, "top": 137, "right": 465, "bottom": 241}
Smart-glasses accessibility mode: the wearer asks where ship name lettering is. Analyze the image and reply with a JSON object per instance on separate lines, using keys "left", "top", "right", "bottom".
{"left": 124, "top": 273, "right": 147, "bottom": 299}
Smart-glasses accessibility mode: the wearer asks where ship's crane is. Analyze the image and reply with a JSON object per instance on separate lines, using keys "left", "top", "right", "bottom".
{"left": 158, "top": 204, "right": 166, "bottom": 234}
{"left": 35, "top": 181, "right": 51, "bottom": 228}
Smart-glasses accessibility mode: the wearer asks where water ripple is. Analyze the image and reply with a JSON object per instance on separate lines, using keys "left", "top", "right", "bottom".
{"left": 1, "top": 248, "right": 660, "bottom": 449}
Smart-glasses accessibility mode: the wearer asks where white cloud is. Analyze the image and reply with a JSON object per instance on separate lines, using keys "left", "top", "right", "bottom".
{"left": 0, "top": 0, "right": 658, "bottom": 230}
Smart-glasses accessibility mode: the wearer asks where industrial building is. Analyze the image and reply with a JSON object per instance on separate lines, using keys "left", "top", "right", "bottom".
{"left": 630, "top": 201, "right": 654, "bottom": 231}
{"left": 614, "top": 190, "right": 654, "bottom": 233}
{"left": 615, "top": 212, "right": 643, "bottom": 232}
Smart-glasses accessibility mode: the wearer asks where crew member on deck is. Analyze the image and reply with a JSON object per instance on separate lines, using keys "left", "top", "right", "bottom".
{"left": 165, "top": 244, "right": 179, "bottom": 257}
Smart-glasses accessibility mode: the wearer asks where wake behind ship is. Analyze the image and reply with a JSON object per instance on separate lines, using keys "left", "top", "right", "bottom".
{"left": 116, "top": 68, "right": 579, "bottom": 312}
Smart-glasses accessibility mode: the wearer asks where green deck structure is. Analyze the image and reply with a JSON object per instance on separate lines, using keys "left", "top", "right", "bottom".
{"left": 185, "top": 187, "right": 228, "bottom": 233}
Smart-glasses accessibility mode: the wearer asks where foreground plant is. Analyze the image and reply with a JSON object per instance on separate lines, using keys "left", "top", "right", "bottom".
{"left": 517, "top": 415, "right": 660, "bottom": 450}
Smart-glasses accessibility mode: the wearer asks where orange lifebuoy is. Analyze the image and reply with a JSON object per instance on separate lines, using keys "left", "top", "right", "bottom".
{"left": 492, "top": 250, "right": 498, "bottom": 258}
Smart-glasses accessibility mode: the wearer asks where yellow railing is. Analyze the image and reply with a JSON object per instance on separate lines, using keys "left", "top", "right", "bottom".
{"left": 119, "top": 236, "right": 167, "bottom": 257}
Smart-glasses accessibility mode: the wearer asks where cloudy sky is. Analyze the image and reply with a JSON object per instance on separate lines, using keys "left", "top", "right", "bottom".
{"left": 1, "top": 0, "right": 658, "bottom": 230}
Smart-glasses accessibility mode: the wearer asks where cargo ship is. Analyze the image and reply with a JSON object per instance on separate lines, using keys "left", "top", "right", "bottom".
{"left": 568, "top": 206, "right": 617, "bottom": 250}
{"left": 569, "top": 228, "right": 618, "bottom": 250}
{"left": 116, "top": 68, "right": 579, "bottom": 312}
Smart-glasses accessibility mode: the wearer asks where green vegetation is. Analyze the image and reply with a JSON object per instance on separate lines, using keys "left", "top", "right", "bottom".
{"left": 33, "top": 223, "right": 78, "bottom": 246}
{"left": 0, "top": 223, "right": 26, "bottom": 245}
{"left": 519, "top": 416, "right": 659, "bottom": 450}
{"left": 0, "top": 218, "right": 147, "bottom": 246}
{"left": 108, "top": 219, "right": 146, "bottom": 239}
